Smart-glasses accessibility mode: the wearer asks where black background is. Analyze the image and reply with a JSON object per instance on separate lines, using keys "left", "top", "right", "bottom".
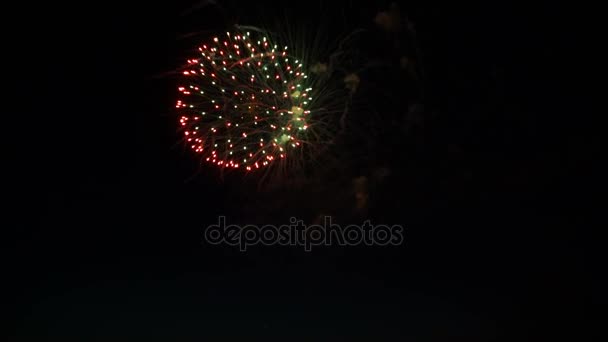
{"left": 6, "top": 0, "right": 600, "bottom": 340}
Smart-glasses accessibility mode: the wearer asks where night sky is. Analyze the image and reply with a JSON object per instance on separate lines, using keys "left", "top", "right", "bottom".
{"left": 7, "top": 1, "right": 600, "bottom": 340}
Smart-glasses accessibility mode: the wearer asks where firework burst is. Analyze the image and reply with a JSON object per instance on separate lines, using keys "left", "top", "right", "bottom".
{"left": 176, "top": 29, "right": 342, "bottom": 182}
